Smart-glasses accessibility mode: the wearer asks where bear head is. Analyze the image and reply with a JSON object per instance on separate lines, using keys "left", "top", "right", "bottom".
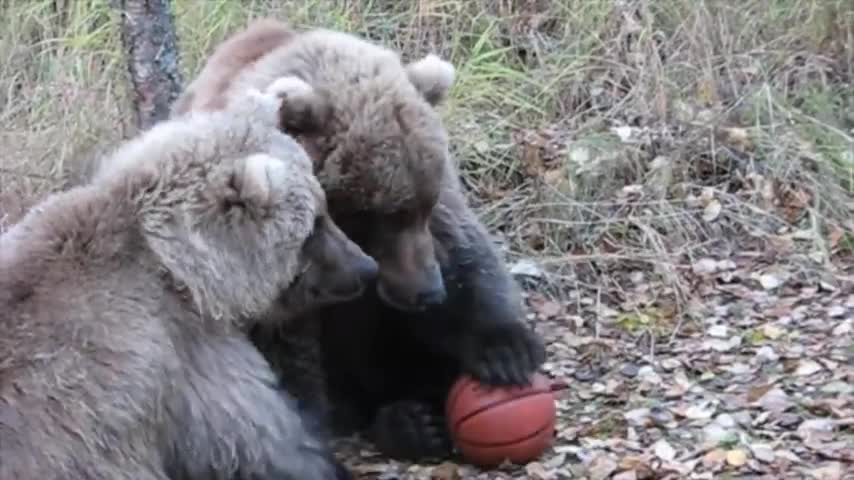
{"left": 92, "top": 88, "right": 378, "bottom": 324}
{"left": 242, "top": 29, "right": 457, "bottom": 313}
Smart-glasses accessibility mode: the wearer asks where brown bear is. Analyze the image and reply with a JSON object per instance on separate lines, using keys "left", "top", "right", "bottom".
{"left": 173, "top": 19, "right": 546, "bottom": 461}
{"left": 0, "top": 88, "right": 373, "bottom": 480}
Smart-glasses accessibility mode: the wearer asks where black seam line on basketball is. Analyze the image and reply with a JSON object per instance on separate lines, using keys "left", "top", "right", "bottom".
{"left": 452, "top": 389, "right": 549, "bottom": 426}
{"left": 457, "top": 422, "right": 552, "bottom": 448}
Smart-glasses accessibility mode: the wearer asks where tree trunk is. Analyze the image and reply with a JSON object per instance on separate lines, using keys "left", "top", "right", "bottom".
{"left": 113, "top": 0, "right": 183, "bottom": 131}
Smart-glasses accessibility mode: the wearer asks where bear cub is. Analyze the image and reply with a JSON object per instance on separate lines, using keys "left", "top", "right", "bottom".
{"left": 173, "top": 19, "right": 547, "bottom": 461}
{"left": 0, "top": 88, "right": 373, "bottom": 480}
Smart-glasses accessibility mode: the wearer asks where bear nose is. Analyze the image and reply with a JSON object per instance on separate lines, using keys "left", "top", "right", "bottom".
{"left": 416, "top": 286, "right": 447, "bottom": 308}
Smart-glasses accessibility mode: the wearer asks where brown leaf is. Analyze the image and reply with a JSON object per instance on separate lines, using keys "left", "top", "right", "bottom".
{"left": 725, "top": 449, "right": 748, "bottom": 467}
{"left": 702, "top": 448, "right": 728, "bottom": 468}
{"left": 524, "top": 461, "right": 555, "bottom": 480}
{"left": 586, "top": 454, "right": 619, "bottom": 480}
{"left": 613, "top": 470, "right": 637, "bottom": 480}
{"left": 536, "top": 300, "right": 562, "bottom": 318}
{"left": 429, "top": 462, "right": 461, "bottom": 480}
{"left": 722, "top": 127, "right": 752, "bottom": 150}
{"left": 746, "top": 383, "right": 775, "bottom": 403}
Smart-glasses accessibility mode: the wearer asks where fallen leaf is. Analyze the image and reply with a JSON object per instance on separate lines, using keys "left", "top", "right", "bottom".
{"left": 509, "top": 259, "right": 545, "bottom": 278}
{"left": 810, "top": 462, "right": 843, "bottom": 480}
{"left": 749, "top": 443, "right": 775, "bottom": 463}
{"left": 708, "top": 324, "right": 729, "bottom": 338}
{"left": 653, "top": 439, "right": 676, "bottom": 462}
{"left": 612, "top": 125, "right": 634, "bottom": 142}
{"left": 524, "top": 461, "right": 555, "bottom": 480}
{"left": 821, "top": 381, "right": 854, "bottom": 395}
{"left": 703, "top": 199, "right": 722, "bottom": 222}
{"left": 703, "top": 423, "right": 731, "bottom": 445}
{"left": 586, "top": 454, "right": 619, "bottom": 480}
{"left": 795, "top": 359, "right": 823, "bottom": 376}
{"left": 637, "top": 366, "right": 662, "bottom": 385}
{"left": 797, "top": 418, "right": 835, "bottom": 443}
{"left": 755, "top": 387, "right": 792, "bottom": 413}
{"left": 692, "top": 258, "right": 720, "bottom": 275}
{"left": 760, "top": 324, "right": 786, "bottom": 339}
{"left": 755, "top": 346, "right": 780, "bottom": 362}
{"left": 430, "top": 462, "right": 461, "bottom": 480}
{"left": 683, "top": 402, "right": 716, "bottom": 421}
{"left": 832, "top": 319, "right": 851, "bottom": 336}
{"left": 624, "top": 408, "right": 651, "bottom": 426}
{"left": 725, "top": 449, "right": 748, "bottom": 467}
{"left": 614, "top": 472, "right": 637, "bottom": 480}
{"left": 758, "top": 273, "right": 784, "bottom": 290}
{"left": 537, "top": 300, "right": 563, "bottom": 318}
{"left": 723, "top": 127, "right": 752, "bottom": 149}
{"left": 702, "top": 448, "right": 728, "bottom": 468}
{"left": 703, "top": 336, "right": 741, "bottom": 352}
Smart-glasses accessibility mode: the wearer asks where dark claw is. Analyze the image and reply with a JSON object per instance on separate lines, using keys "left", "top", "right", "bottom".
{"left": 463, "top": 323, "right": 546, "bottom": 387}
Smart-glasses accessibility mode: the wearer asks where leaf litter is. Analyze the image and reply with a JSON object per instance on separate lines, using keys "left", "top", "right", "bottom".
{"left": 333, "top": 251, "right": 854, "bottom": 480}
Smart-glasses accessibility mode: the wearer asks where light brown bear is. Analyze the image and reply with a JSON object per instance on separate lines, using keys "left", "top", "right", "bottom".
{"left": 173, "top": 19, "right": 546, "bottom": 461}
{"left": 0, "top": 88, "right": 369, "bottom": 480}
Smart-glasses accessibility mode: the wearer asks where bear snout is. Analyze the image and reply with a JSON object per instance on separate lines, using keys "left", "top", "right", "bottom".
{"left": 376, "top": 259, "right": 446, "bottom": 312}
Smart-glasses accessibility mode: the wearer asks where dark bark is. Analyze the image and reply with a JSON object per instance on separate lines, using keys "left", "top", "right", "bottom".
{"left": 113, "top": 0, "right": 183, "bottom": 131}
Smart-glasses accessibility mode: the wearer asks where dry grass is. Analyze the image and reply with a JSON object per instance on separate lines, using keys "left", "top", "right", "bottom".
{"left": 1, "top": 0, "right": 853, "bottom": 300}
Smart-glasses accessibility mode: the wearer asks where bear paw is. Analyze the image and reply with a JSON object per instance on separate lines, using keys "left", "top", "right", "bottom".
{"left": 371, "top": 401, "right": 452, "bottom": 460}
{"left": 461, "top": 322, "right": 546, "bottom": 387}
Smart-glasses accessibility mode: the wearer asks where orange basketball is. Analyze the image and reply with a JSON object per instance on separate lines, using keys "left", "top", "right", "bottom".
{"left": 445, "top": 373, "right": 557, "bottom": 468}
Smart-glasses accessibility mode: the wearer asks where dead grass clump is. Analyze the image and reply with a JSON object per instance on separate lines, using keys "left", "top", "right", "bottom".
{"left": 1, "top": 0, "right": 852, "bottom": 306}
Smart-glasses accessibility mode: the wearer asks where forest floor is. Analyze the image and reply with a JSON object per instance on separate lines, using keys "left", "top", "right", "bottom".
{"left": 334, "top": 248, "right": 854, "bottom": 479}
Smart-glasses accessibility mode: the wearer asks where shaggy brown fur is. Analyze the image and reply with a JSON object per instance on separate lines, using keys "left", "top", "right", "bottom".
{"left": 175, "top": 20, "right": 545, "bottom": 462}
{"left": 171, "top": 18, "right": 295, "bottom": 116}
{"left": 0, "top": 89, "right": 370, "bottom": 480}
{"left": 172, "top": 20, "right": 454, "bottom": 309}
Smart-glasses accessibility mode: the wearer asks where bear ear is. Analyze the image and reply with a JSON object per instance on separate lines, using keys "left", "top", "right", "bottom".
{"left": 405, "top": 54, "right": 456, "bottom": 106}
{"left": 227, "top": 153, "right": 289, "bottom": 209}
{"left": 265, "top": 76, "right": 332, "bottom": 135}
